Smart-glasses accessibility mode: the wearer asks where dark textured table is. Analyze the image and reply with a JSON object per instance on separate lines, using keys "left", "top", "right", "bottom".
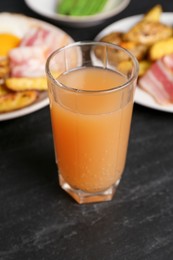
{"left": 0, "top": 0, "right": 173, "bottom": 259}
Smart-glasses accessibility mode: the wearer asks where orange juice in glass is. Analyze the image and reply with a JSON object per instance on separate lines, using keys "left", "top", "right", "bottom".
{"left": 46, "top": 42, "right": 138, "bottom": 204}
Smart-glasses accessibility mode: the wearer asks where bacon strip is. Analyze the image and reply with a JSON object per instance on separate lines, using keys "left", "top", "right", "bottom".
{"left": 162, "top": 54, "right": 173, "bottom": 72}
{"left": 20, "top": 27, "right": 69, "bottom": 57}
{"left": 20, "top": 27, "right": 50, "bottom": 47}
{"left": 139, "top": 54, "right": 173, "bottom": 105}
{"left": 9, "top": 27, "right": 70, "bottom": 78}
{"left": 9, "top": 46, "right": 46, "bottom": 77}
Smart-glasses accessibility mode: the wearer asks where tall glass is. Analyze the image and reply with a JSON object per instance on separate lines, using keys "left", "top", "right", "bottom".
{"left": 46, "top": 42, "right": 138, "bottom": 204}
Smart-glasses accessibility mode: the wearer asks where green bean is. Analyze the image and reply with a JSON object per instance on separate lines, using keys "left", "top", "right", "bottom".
{"left": 89, "top": 0, "right": 108, "bottom": 15}
{"left": 56, "top": 0, "right": 108, "bottom": 16}
{"left": 77, "top": 0, "right": 97, "bottom": 16}
{"left": 70, "top": 0, "right": 88, "bottom": 16}
{"left": 72, "top": 0, "right": 107, "bottom": 16}
{"left": 57, "top": 0, "right": 76, "bottom": 15}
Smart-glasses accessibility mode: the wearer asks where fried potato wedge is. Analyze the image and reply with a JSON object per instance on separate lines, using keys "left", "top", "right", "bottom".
{"left": 120, "top": 41, "right": 148, "bottom": 61}
{"left": 99, "top": 32, "right": 123, "bottom": 45}
{"left": 123, "top": 5, "right": 171, "bottom": 45}
{"left": 0, "top": 57, "right": 9, "bottom": 79}
{"left": 117, "top": 60, "right": 133, "bottom": 74}
{"left": 0, "top": 85, "right": 11, "bottom": 97}
{"left": 0, "top": 90, "right": 38, "bottom": 113}
{"left": 0, "top": 66, "right": 10, "bottom": 78}
{"left": 0, "top": 57, "right": 9, "bottom": 67}
{"left": 123, "top": 21, "right": 173, "bottom": 45}
{"left": 149, "top": 37, "right": 173, "bottom": 60}
{"left": 95, "top": 32, "right": 147, "bottom": 63}
{"left": 138, "top": 60, "right": 151, "bottom": 77}
{"left": 117, "top": 60, "right": 151, "bottom": 77}
{"left": 143, "top": 4, "right": 162, "bottom": 22}
{"left": 94, "top": 32, "right": 123, "bottom": 60}
{"left": 5, "top": 77, "right": 47, "bottom": 91}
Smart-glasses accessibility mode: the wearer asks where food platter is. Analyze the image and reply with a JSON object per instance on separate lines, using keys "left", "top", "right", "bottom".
{"left": 0, "top": 13, "right": 74, "bottom": 121}
{"left": 95, "top": 13, "right": 173, "bottom": 113}
{"left": 24, "top": 0, "right": 130, "bottom": 27}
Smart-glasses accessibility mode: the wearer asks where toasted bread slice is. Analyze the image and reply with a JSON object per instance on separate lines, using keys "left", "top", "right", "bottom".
{"left": 0, "top": 90, "right": 38, "bottom": 113}
{"left": 5, "top": 77, "right": 47, "bottom": 91}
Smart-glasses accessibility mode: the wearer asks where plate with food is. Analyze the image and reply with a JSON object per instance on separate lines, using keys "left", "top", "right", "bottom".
{"left": 25, "top": 0, "right": 130, "bottom": 27}
{"left": 0, "top": 13, "right": 74, "bottom": 121}
{"left": 95, "top": 5, "right": 173, "bottom": 112}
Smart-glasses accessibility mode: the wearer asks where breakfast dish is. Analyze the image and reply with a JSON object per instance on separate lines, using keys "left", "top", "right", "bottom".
{"left": 0, "top": 13, "right": 74, "bottom": 121}
{"left": 95, "top": 5, "right": 173, "bottom": 112}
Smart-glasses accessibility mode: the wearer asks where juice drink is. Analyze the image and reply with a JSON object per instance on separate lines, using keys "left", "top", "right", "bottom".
{"left": 49, "top": 67, "right": 134, "bottom": 193}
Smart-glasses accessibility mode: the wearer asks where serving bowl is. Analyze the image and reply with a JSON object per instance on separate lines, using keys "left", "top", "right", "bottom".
{"left": 25, "top": 0, "right": 131, "bottom": 27}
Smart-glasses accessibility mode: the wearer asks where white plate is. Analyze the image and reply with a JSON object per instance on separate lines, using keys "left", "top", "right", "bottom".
{"left": 95, "top": 13, "right": 173, "bottom": 113}
{"left": 25, "top": 0, "right": 130, "bottom": 27}
{"left": 0, "top": 13, "right": 74, "bottom": 121}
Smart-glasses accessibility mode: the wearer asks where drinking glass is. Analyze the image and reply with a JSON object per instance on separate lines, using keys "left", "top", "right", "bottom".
{"left": 46, "top": 42, "right": 138, "bottom": 204}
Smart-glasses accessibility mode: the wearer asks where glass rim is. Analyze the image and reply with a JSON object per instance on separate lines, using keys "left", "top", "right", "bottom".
{"left": 45, "top": 41, "right": 139, "bottom": 94}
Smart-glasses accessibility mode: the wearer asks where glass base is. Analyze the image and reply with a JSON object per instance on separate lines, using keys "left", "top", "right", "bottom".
{"left": 59, "top": 174, "right": 120, "bottom": 204}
